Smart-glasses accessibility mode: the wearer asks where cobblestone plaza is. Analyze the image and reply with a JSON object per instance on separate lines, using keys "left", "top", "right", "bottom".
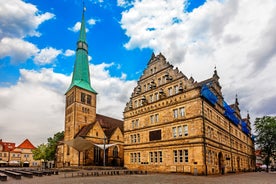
{"left": 2, "top": 171, "right": 275, "bottom": 184}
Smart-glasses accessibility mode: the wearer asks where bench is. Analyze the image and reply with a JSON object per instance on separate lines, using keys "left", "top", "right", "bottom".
{"left": 13, "top": 170, "right": 33, "bottom": 178}
{"left": 31, "top": 170, "right": 44, "bottom": 177}
{"left": 0, "top": 173, "right": 7, "bottom": 181}
{"left": 2, "top": 170, "right": 22, "bottom": 180}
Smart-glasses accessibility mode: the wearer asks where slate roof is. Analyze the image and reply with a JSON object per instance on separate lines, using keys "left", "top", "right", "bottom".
{"left": 75, "top": 113, "right": 123, "bottom": 139}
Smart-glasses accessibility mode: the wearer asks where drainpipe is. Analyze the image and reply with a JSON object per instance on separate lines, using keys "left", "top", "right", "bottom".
{"left": 202, "top": 99, "right": 208, "bottom": 176}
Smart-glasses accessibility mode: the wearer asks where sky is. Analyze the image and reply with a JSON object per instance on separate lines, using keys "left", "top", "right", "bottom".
{"left": 0, "top": 0, "right": 275, "bottom": 146}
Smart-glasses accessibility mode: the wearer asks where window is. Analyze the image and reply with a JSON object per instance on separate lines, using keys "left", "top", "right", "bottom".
{"left": 154, "top": 152, "right": 158, "bottom": 162}
{"left": 130, "top": 134, "right": 140, "bottom": 143}
{"left": 174, "top": 149, "right": 189, "bottom": 163}
{"left": 172, "top": 127, "right": 177, "bottom": 138}
{"left": 180, "top": 107, "right": 185, "bottom": 117}
{"left": 113, "top": 146, "right": 118, "bottom": 158}
{"left": 132, "top": 119, "right": 139, "bottom": 129}
{"left": 134, "top": 134, "right": 137, "bottom": 143}
{"left": 184, "top": 125, "right": 188, "bottom": 136}
{"left": 155, "top": 114, "right": 159, "bottom": 123}
{"left": 149, "top": 95, "right": 153, "bottom": 102}
{"left": 178, "top": 126, "right": 182, "bottom": 136}
{"left": 132, "top": 120, "right": 135, "bottom": 129}
{"left": 172, "top": 125, "right": 188, "bottom": 138}
{"left": 155, "top": 93, "right": 159, "bottom": 101}
{"left": 131, "top": 152, "right": 140, "bottom": 163}
{"left": 67, "top": 145, "right": 70, "bottom": 155}
{"left": 149, "top": 151, "right": 162, "bottom": 163}
{"left": 137, "top": 134, "right": 140, "bottom": 143}
{"left": 150, "top": 152, "right": 153, "bottom": 163}
{"left": 158, "top": 78, "right": 161, "bottom": 85}
{"left": 173, "top": 109, "right": 178, "bottom": 118}
{"left": 174, "top": 85, "right": 179, "bottom": 94}
{"left": 184, "top": 150, "right": 188, "bottom": 162}
{"left": 81, "top": 93, "right": 86, "bottom": 103}
{"left": 87, "top": 95, "right": 91, "bottom": 104}
{"left": 179, "top": 150, "right": 183, "bottom": 162}
{"left": 130, "top": 153, "right": 133, "bottom": 163}
{"left": 150, "top": 114, "right": 159, "bottom": 124}
{"left": 159, "top": 151, "right": 162, "bottom": 163}
{"left": 130, "top": 135, "right": 133, "bottom": 143}
{"left": 150, "top": 115, "right": 154, "bottom": 124}
{"left": 168, "top": 87, "right": 173, "bottom": 96}
{"left": 147, "top": 83, "right": 151, "bottom": 90}
{"left": 174, "top": 150, "right": 178, "bottom": 162}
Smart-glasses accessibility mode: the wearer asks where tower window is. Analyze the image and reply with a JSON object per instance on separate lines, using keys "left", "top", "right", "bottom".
{"left": 81, "top": 93, "right": 86, "bottom": 103}
{"left": 87, "top": 95, "right": 91, "bottom": 105}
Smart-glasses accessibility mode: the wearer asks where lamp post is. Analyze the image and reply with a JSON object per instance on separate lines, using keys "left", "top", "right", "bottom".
{"left": 103, "top": 136, "right": 106, "bottom": 167}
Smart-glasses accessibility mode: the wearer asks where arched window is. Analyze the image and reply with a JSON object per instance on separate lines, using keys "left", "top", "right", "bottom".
{"left": 113, "top": 146, "right": 118, "bottom": 158}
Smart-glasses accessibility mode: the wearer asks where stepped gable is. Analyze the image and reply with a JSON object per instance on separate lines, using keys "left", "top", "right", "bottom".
{"left": 197, "top": 68, "right": 223, "bottom": 98}
{"left": 17, "top": 139, "right": 36, "bottom": 149}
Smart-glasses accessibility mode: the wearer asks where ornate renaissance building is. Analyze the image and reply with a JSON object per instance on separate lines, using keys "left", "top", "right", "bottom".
{"left": 56, "top": 9, "right": 123, "bottom": 168}
{"left": 123, "top": 53, "right": 255, "bottom": 175}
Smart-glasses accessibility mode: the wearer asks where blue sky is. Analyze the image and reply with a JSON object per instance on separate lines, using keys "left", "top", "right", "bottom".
{"left": 0, "top": 0, "right": 275, "bottom": 145}
{"left": 1, "top": 0, "right": 206, "bottom": 85}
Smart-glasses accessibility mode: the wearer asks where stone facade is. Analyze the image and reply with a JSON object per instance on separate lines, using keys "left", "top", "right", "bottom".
{"left": 123, "top": 53, "right": 255, "bottom": 175}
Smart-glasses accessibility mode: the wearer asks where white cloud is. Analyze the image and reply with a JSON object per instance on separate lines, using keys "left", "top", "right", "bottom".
{"left": 68, "top": 22, "right": 82, "bottom": 32}
{"left": 0, "top": 0, "right": 54, "bottom": 64}
{"left": 0, "top": 68, "right": 69, "bottom": 145}
{"left": 88, "top": 18, "right": 97, "bottom": 25}
{"left": 0, "top": 37, "right": 39, "bottom": 64}
{"left": 120, "top": 0, "right": 276, "bottom": 121}
{"left": 34, "top": 47, "right": 62, "bottom": 65}
{"left": 68, "top": 22, "right": 89, "bottom": 33}
{"left": 117, "top": 0, "right": 134, "bottom": 7}
{"left": 0, "top": 0, "right": 54, "bottom": 39}
{"left": 64, "top": 49, "right": 75, "bottom": 57}
{"left": 0, "top": 63, "right": 135, "bottom": 145}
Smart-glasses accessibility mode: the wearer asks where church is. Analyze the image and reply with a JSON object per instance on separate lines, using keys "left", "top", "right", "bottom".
{"left": 123, "top": 53, "right": 255, "bottom": 175}
{"left": 56, "top": 9, "right": 124, "bottom": 168}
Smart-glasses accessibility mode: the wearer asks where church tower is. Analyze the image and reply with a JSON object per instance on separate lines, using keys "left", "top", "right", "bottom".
{"left": 63, "top": 7, "right": 97, "bottom": 165}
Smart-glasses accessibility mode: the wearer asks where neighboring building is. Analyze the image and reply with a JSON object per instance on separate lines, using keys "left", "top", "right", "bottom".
{"left": 56, "top": 9, "right": 124, "bottom": 168}
{"left": 0, "top": 139, "right": 40, "bottom": 167}
{"left": 255, "top": 149, "right": 276, "bottom": 170}
{"left": 123, "top": 53, "right": 255, "bottom": 175}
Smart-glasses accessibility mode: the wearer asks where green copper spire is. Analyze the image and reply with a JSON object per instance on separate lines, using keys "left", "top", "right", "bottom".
{"left": 66, "top": 7, "right": 97, "bottom": 94}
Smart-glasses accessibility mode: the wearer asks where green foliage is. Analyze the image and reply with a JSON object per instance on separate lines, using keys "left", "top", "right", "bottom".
{"left": 32, "top": 144, "right": 47, "bottom": 161}
{"left": 254, "top": 116, "right": 276, "bottom": 171}
{"left": 32, "top": 131, "right": 64, "bottom": 161}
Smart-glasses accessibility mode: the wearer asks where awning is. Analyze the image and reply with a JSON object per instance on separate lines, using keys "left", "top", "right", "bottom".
{"left": 62, "top": 137, "right": 94, "bottom": 152}
{"left": 0, "top": 160, "right": 8, "bottom": 164}
{"left": 62, "top": 137, "right": 120, "bottom": 151}
{"left": 94, "top": 144, "right": 116, "bottom": 150}
{"left": 9, "top": 160, "right": 20, "bottom": 164}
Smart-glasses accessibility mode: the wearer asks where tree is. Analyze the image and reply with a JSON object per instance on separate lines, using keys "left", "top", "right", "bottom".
{"left": 254, "top": 116, "right": 276, "bottom": 172}
{"left": 46, "top": 131, "right": 64, "bottom": 161}
{"left": 32, "top": 143, "right": 47, "bottom": 161}
{"left": 32, "top": 131, "right": 64, "bottom": 162}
